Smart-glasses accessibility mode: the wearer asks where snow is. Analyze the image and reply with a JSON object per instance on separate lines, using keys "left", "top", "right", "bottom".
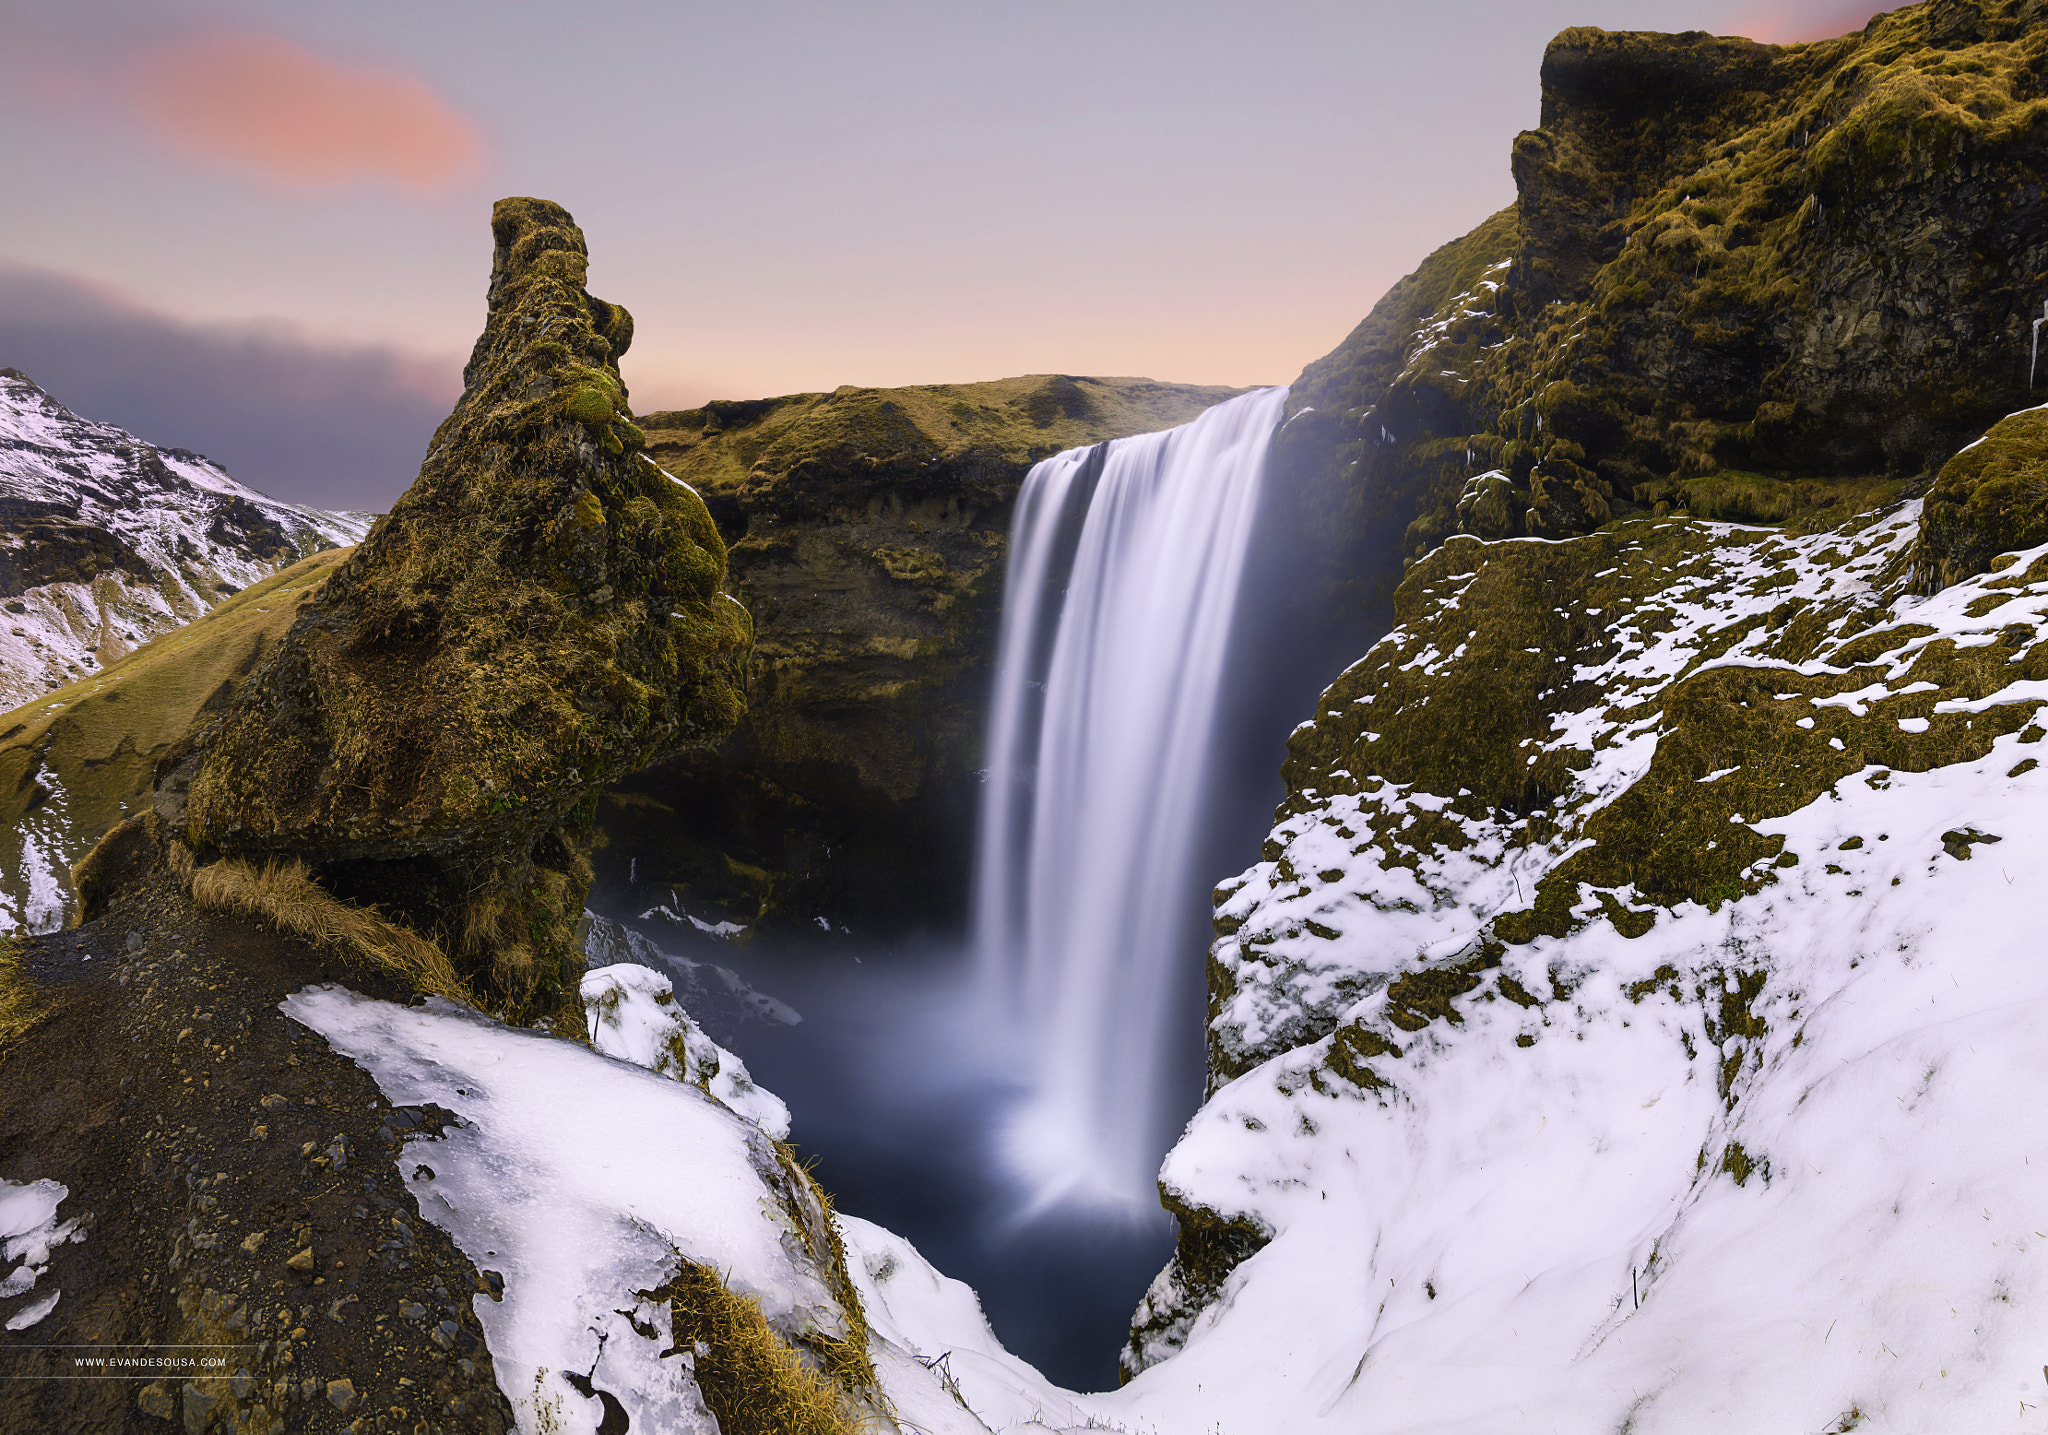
{"left": 0, "top": 371, "right": 371, "bottom": 709}
{"left": 838, "top": 1213, "right": 1088, "bottom": 1433}
{"left": 1106, "top": 481, "right": 2048, "bottom": 1429}
{"left": 0, "top": 1177, "right": 78, "bottom": 1332}
{"left": 581, "top": 961, "right": 791, "bottom": 1139}
{"left": 215, "top": 404, "right": 2048, "bottom": 1432}
{"left": 283, "top": 985, "right": 848, "bottom": 1435}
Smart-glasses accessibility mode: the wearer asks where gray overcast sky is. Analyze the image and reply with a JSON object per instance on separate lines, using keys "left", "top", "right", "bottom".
{"left": 0, "top": 0, "right": 1881, "bottom": 508}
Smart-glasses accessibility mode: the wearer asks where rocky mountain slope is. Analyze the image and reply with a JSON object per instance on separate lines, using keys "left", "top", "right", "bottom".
{"left": 0, "top": 549, "right": 348, "bottom": 935}
{"left": 1271, "top": 0, "right": 2048, "bottom": 637}
{"left": 0, "top": 369, "right": 370, "bottom": 710}
{"left": 603, "top": 375, "right": 1244, "bottom": 939}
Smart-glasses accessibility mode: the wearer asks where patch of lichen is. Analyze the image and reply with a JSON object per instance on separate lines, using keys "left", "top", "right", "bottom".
{"left": 1281, "top": 1, "right": 2048, "bottom": 583}
{"left": 162, "top": 198, "right": 751, "bottom": 1024}
{"left": 1914, "top": 406, "right": 2048, "bottom": 588}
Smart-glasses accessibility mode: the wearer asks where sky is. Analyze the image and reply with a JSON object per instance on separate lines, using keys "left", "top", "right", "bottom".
{"left": 0, "top": 0, "right": 1885, "bottom": 510}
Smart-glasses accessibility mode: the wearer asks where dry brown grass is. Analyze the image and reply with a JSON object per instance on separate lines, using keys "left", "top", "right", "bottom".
{"left": 188, "top": 856, "right": 471, "bottom": 1004}
{"left": 0, "top": 935, "right": 46, "bottom": 1052}
{"left": 776, "top": 1145, "right": 884, "bottom": 1399}
{"left": 668, "top": 1263, "right": 867, "bottom": 1435}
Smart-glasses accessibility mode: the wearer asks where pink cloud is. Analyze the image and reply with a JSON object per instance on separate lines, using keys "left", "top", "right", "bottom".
{"left": 1725, "top": 2, "right": 1890, "bottom": 43}
{"left": 127, "top": 34, "right": 484, "bottom": 192}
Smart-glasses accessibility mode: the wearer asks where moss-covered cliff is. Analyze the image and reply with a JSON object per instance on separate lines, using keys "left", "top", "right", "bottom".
{"left": 1276, "top": 0, "right": 2048, "bottom": 633}
{"left": 610, "top": 375, "right": 1243, "bottom": 936}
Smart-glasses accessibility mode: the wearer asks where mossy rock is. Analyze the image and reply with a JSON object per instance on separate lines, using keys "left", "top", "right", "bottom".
{"left": 1278, "top": 0, "right": 2048, "bottom": 630}
{"left": 1914, "top": 405, "right": 2048, "bottom": 588}
{"left": 157, "top": 198, "right": 753, "bottom": 1021}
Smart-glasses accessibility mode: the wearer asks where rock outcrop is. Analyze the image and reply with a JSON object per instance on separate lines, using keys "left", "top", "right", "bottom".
{"left": 1127, "top": 0, "right": 2048, "bottom": 1410}
{"left": 1274, "top": 0, "right": 2048, "bottom": 638}
{"left": 609, "top": 375, "right": 1242, "bottom": 937}
{"left": 0, "top": 370, "right": 369, "bottom": 708}
{"left": 150, "top": 198, "right": 750, "bottom": 1023}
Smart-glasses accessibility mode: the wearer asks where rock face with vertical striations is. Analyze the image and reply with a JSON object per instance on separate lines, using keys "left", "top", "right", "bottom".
{"left": 154, "top": 197, "right": 751, "bottom": 1023}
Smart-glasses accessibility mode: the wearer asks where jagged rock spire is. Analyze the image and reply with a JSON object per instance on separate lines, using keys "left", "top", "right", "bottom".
{"left": 157, "top": 197, "right": 751, "bottom": 1021}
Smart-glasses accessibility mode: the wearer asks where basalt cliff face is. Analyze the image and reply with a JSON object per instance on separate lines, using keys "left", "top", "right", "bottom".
{"left": 609, "top": 376, "right": 1242, "bottom": 939}
{"left": 1273, "top": 0, "right": 2048, "bottom": 638}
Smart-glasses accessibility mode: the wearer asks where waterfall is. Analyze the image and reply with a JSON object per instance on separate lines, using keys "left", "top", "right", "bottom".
{"left": 973, "top": 385, "right": 1290, "bottom": 1212}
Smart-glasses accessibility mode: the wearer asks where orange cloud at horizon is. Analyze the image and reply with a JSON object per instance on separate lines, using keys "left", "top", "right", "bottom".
{"left": 1726, "top": 1, "right": 1887, "bottom": 43}
{"left": 127, "top": 34, "right": 484, "bottom": 193}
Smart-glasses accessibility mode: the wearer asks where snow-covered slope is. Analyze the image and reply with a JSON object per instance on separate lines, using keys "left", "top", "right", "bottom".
{"left": 0, "top": 368, "right": 371, "bottom": 708}
{"left": 1097, "top": 470, "right": 2048, "bottom": 1429}
{"left": 287, "top": 968, "right": 1008, "bottom": 1435}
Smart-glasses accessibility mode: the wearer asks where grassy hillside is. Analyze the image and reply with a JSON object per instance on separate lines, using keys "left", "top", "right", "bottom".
{"left": 0, "top": 548, "right": 348, "bottom": 931}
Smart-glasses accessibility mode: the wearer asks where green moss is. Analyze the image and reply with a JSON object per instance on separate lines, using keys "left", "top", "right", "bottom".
{"left": 1324, "top": 1023, "right": 1402, "bottom": 1091}
{"left": 1915, "top": 407, "right": 2048, "bottom": 589}
{"left": 1719, "top": 1141, "right": 1767, "bottom": 1186}
{"left": 563, "top": 385, "right": 614, "bottom": 424}
{"left": 165, "top": 198, "right": 754, "bottom": 1027}
{"left": 1383, "top": 955, "right": 1495, "bottom": 1032}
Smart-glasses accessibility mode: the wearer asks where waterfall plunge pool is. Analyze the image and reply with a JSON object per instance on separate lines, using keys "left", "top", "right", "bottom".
{"left": 587, "top": 386, "right": 1380, "bottom": 1390}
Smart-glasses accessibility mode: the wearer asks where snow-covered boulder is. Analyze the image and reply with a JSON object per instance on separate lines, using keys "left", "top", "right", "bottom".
{"left": 581, "top": 960, "right": 792, "bottom": 1138}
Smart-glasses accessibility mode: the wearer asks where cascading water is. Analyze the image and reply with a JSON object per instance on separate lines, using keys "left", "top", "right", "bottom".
{"left": 974, "top": 385, "right": 1291, "bottom": 1211}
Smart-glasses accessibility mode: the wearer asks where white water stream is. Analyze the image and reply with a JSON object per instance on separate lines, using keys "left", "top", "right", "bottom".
{"left": 972, "top": 386, "right": 1290, "bottom": 1211}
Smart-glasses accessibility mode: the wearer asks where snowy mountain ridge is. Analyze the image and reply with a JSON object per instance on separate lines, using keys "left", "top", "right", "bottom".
{"left": 0, "top": 368, "right": 371, "bottom": 708}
